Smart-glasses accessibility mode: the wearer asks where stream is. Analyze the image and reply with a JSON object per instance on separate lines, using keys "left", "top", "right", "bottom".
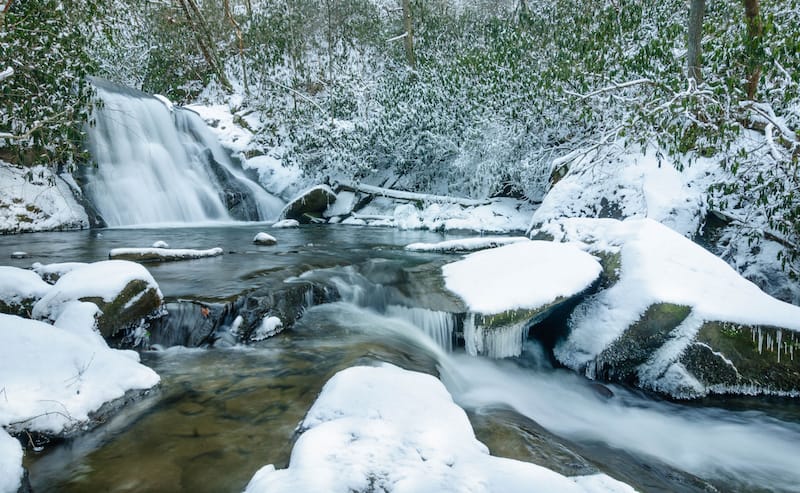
{"left": 2, "top": 225, "right": 799, "bottom": 493}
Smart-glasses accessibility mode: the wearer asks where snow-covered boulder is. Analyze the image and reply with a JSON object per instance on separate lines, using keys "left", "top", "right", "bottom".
{"left": 406, "top": 236, "right": 530, "bottom": 253}
{"left": 538, "top": 217, "right": 800, "bottom": 398}
{"left": 108, "top": 247, "right": 223, "bottom": 263}
{"left": 0, "top": 429, "right": 23, "bottom": 493}
{"left": 272, "top": 219, "right": 300, "bottom": 228}
{"left": 0, "top": 266, "right": 51, "bottom": 317}
{"left": 0, "top": 313, "right": 160, "bottom": 435}
{"left": 253, "top": 232, "right": 277, "bottom": 246}
{"left": 31, "top": 261, "right": 88, "bottom": 284}
{"left": 279, "top": 185, "right": 337, "bottom": 223}
{"left": 0, "top": 163, "right": 89, "bottom": 233}
{"left": 442, "top": 241, "right": 602, "bottom": 358}
{"left": 244, "top": 364, "right": 636, "bottom": 493}
{"left": 32, "top": 260, "right": 164, "bottom": 340}
{"left": 251, "top": 316, "right": 283, "bottom": 341}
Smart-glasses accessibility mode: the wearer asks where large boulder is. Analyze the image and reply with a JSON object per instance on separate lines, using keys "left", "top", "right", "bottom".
{"left": 539, "top": 217, "right": 800, "bottom": 398}
{"left": 442, "top": 241, "right": 603, "bottom": 358}
{"left": 32, "top": 260, "right": 164, "bottom": 340}
{"left": 279, "top": 185, "right": 337, "bottom": 223}
{"left": 0, "top": 266, "right": 51, "bottom": 317}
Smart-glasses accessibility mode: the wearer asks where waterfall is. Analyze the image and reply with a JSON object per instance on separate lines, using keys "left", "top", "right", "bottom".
{"left": 83, "top": 80, "right": 284, "bottom": 226}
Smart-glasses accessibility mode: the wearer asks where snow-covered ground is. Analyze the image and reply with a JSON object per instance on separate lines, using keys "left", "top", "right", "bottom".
{"left": 0, "top": 163, "right": 89, "bottom": 233}
{"left": 245, "top": 364, "right": 637, "bottom": 493}
{"left": 0, "top": 429, "right": 23, "bottom": 493}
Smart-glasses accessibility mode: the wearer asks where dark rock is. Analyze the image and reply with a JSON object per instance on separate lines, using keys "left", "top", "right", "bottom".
{"left": 82, "top": 279, "right": 164, "bottom": 340}
{"left": 280, "top": 186, "right": 337, "bottom": 223}
{"left": 148, "top": 301, "right": 223, "bottom": 347}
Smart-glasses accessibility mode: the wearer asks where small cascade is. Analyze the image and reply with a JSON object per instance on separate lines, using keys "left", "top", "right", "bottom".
{"left": 84, "top": 79, "right": 284, "bottom": 226}
{"left": 386, "top": 305, "right": 456, "bottom": 351}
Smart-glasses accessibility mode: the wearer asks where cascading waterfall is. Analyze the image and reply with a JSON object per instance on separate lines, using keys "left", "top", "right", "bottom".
{"left": 83, "top": 79, "right": 284, "bottom": 226}
{"left": 386, "top": 305, "right": 456, "bottom": 351}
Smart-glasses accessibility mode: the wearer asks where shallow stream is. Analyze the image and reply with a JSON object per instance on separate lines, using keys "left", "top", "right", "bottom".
{"left": 2, "top": 225, "right": 799, "bottom": 493}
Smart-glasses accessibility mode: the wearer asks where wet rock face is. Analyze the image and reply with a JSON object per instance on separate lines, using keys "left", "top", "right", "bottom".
{"left": 149, "top": 301, "right": 224, "bottom": 348}
{"left": 83, "top": 279, "right": 164, "bottom": 340}
{"left": 595, "top": 303, "right": 692, "bottom": 385}
{"left": 685, "top": 323, "right": 800, "bottom": 394}
{"left": 230, "top": 281, "right": 335, "bottom": 342}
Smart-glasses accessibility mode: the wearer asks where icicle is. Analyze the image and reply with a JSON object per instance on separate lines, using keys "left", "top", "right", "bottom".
{"left": 757, "top": 327, "right": 764, "bottom": 354}
{"left": 777, "top": 330, "right": 782, "bottom": 363}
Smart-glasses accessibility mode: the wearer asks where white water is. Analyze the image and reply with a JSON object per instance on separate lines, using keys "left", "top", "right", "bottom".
{"left": 318, "top": 301, "right": 800, "bottom": 492}
{"left": 463, "top": 313, "right": 528, "bottom": 358}
{"left": 85, "top": 83, "right": 283, "bottom": 226}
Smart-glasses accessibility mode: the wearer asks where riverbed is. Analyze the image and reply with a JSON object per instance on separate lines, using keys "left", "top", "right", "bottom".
{"left": 2, "top": 225, "right": 799, "bottom": 493}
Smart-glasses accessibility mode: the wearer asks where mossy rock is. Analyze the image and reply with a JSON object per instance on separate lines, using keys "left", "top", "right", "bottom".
{"left": 593, "top": 251, "right": 621, "bottom": 288}
{"left": 80, "top": 279, "right": 163, "bottom": 338}
{"left": 596, "top": 303, "right": 691, "bottom": 384}
{"left": 683, "top": 322, "right": 800, "bottom": 393}
{"left": 0, "top": 298, "right": 37, "bottom": 318}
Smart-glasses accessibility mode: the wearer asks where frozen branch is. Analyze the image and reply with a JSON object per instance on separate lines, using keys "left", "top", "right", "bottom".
{"left": 0, "top": 66, "right": 13, "bottom": 82}
{"left": 563, "top": 78, "right": 657, "bottom": 100}
{"left": 336, "top": 181, "right": 493, "bottom": 206}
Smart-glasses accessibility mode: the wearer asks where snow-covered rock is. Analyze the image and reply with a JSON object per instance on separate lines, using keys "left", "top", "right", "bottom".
{"left": 108, "top": 247, "right": 223, "bottom": 262}
{"left": 31, "top": 261, "right": 88, "bottom": 284}
{"left": 442, "top": 241, "right": 602, "bottom": 358}
{"left": 324, "top": 190, "right": 357, "bottom": 218}
{"left": 538, "top": 217, "right": 800, "bottom": 398}
{"left": 531, "top": 148, "right": 713, "bottom": 238}
{"left": 406, "top": 236, "right": 530, "bottom": 253}
{"left": 272, "top": 219, "right": 300, "bottom": 228}
{"left": 253, "top": 232, "right": 277, "bottom": 245}
{"left": 251, "top": 316, "right": 283, "bottom": 341}
{"left": 0, "top": 429, "right": 23, "bottom": 493}
{"left": 279, "top": 185, "right": 337, "bottom": 223}
{"left": 244, "top": 364, "right": 636, "bottom": 493}
{"left": 0, "top": 163, "right": 89, "bottom": 233}
{"left": 32, "top": 260, "right": 164, "bottom": 339}
{"left": 0, "top": 266, "right": 51, "bottom": 316}
{"left": 0, "top": 313, "right": 160, "bottom": 435}
{"left": 152, "top": 240, "right": 169, "bottom": 249}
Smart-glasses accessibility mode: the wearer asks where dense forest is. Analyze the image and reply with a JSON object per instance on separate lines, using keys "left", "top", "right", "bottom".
{"left": 1, "top": 0, "right": 798, "bottom": 277}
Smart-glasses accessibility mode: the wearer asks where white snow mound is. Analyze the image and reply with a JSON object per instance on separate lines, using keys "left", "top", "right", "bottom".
{"left": 0, "top": 313, "right": 160, "bottom": 434}
{"left": 244, "top": 364, "right": 636, "bottom": 493}
{"left": 443, "top": 241, "right": 602, "bottom": 315}
{"left": 406, "top": 236, "right": 530, "bottom": 253}
{"left": 0, "top": 429, "right": 23, "bottom": 493}
{"left": 0, "top": 266, "right": 51, "bottom": 308}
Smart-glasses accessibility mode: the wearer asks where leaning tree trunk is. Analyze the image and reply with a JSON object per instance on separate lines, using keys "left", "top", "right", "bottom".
{"left": 401, "top": 0, "right": 416, "bottom": 69}
{"left": 743, "top": 0, "right": 763, "bottom": 100}
{"left": 686, "top": 0, "right": 705, "bottom": 85}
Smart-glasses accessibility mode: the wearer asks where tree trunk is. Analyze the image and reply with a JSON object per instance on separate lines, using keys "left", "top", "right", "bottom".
{"left": 176, "top": 0, "right": 232, "bottom": 91}
{"left": 401, "top": 0, "right": 416, "bottom": 69}
{"left": 743, "top": 0, "right": 763, "bottom": 100}
{"left": 223, "top": 0, "right": 248, "bottom": 94}
{"left": 686, "top": 0, "right": 705, "bottom": 85}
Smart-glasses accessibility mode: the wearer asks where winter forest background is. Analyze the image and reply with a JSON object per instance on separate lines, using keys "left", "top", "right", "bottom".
{"left": 1, "top": 0, "right": 799, "bottom": 280}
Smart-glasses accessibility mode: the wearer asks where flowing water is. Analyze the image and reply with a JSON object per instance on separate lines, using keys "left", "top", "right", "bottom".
{"left": 3, "top": 226, "right": 800, "bottom": 493}
{"left": 83, "top": 80, "right": 283, "bottom": 226}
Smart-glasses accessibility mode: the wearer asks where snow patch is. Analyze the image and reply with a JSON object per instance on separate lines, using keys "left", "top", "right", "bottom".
{"left": 406, "top": 236, "right": 530, "bottom": 253}
{"left": 0, "top": 266, "right": 51, "bottom": 307}
{"left": 0, "top": 429, "right": 23, "bottom": 493}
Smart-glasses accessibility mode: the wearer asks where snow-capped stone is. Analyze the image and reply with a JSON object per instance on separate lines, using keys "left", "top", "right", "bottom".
{"left": 253, "top": 232, "right": 277, "bottom": 245}
{"left": 441, "top": 241, "right": 602, "bottom": 358}
{"left": 32, "top": 260, "right": 164, "bottom": 339}
{"left": 406, "top": 236, "right": 530, "bottom": 253}
{"left": 0, "top": 313, "right": 160, "bottom": 435}
{"left": 250, "top": 316, "right": 283, "bottom": 341}
{"left": 244, "top": 364, "right": 637, "bottom": 493}
{"left": 109, "top": 247, "right": 223, "bottom": 262}
{"left": 152, "top": 240, "right": 169, "bottom": 248}
{"left": 0, "top": 266, "right": 51, "bottom": 316}
{"left": 279, "top": 185, "right": 337, "bottom": 223}
{"left": 272, "top": 219, "right": 300, "bottom": 228}
{"left": 540, "top": 217, "right": 800, "bottom": 398}
{"left": 0, "top": 428, "right": 23, "bottom": 493}
{"left": 32, "top": 261, "right": 88, "bottom": 284}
